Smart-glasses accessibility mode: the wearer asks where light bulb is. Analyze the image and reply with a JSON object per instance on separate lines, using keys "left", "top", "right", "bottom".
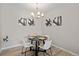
{"left": 31, "top": 12, "right": 34, "bottom": 17}
{"left": 37, "top": 15, "right": 40, "bottom": 18}
{"left": 37, "top": 11, "right": 40, "bottom": 15}
{"left": 41, "top": 13, "right": 44, "bottom": 17}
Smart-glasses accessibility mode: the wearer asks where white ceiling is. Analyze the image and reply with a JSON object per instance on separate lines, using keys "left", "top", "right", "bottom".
{"left": 17, "top": 3, "right": 79, "bottom": 13}
{"left": 1, "top": 3, "right": 79, "bottom": 13}
{"left": 19, "top": 3, "right": 59, "bottom": 13}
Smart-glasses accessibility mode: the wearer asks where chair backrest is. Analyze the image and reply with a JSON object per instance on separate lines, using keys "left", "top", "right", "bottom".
{"left": 22, "top": 37, "right": 31, "bottom": 46}
{"left": 43, "top": 40, "right": 52, "bottom": 49}
{"left": 44, "top": 35, "right": 50, "bottom": 40}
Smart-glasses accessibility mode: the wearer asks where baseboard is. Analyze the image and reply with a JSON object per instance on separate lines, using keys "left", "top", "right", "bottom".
{"left": 0, "top": 44, "right": 22, "bottom": 52}
{"left": 52, "top": 44, "right": 78, "bottom": 56}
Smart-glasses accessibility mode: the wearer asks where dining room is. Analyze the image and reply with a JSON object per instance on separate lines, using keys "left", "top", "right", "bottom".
{"left": 0, "top": 3, "right": 79, "bottom": 56}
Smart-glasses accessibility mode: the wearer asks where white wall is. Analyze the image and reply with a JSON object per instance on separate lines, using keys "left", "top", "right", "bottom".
{"left": 43, "top": 5, "right": 79, "bottom": 55}
{"left": 1, "top": 3, "right": 79, "bottom": 55}
{"left": 0, "top": 6, "right": 2, "bottom": 49}
{"left": 0, "top": 4, "right": 43, "bottom": 48}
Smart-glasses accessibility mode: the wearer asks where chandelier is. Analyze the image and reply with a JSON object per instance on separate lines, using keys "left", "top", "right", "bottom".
{"left": 30, "top": 3, "right": 44, "bottom": 19}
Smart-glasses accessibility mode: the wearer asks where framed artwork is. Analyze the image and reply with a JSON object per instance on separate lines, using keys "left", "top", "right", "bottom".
{"left": 53, "top": 16, "right": 62, "bottom": 26}
{"left": 18, "top": 17, "right": 27, "bottom": 26}
{"left": 45, "top": 18, "right": 52, "bottom": 26}
{"left": 3, "top": 36, "right": 8, "bottom": 42}
{"left": 28, "top": 17, "right": 35, "bottom": 26}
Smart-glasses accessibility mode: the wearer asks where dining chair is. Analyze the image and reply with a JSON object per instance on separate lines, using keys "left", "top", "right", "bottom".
{"left": 39, "top": 35, "right": 49, "bottom": 45}
{"left": 21, "top": 38, "right": 34, "bottom": 56}
{"left": 39, "top": 39, "right": 53, "bottom": 56}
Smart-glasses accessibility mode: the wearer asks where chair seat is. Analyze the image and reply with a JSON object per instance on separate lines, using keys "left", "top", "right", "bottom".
{"left": 23, "top": 43, "right": 34, "bottom": 48}
{"left": 39, "top": 45, "right": 48, "bottom": 50}
{"left": 39, "top": 40, "right": 52, "bottom": 50}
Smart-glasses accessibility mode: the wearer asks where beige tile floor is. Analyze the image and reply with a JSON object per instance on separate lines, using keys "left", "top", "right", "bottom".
{"left": 0, "top": 46, "right": 73, "bottom": 56}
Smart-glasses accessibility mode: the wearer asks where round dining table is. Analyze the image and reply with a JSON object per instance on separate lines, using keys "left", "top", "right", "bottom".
{"left": 28, "top": 35, "right": 47, "bottom": 56}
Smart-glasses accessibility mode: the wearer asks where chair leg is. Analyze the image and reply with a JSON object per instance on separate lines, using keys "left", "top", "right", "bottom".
{"left": 25, "top": 48, "right": 33, "bottom": 56}
{"left": 43, "top": 52, "right": 45, "bottom": 56}
{"left": 21, "top": 47, "right": 28, "bottom": 56}
{"left": 31, "top": 52, "right": 35, "bottom": 56}
{"left": 21, "top": 46, "right": 24, "bottom": 54}
{"left": 44, "top": 50, "right": 50, "bottom": 56}
{"left": 45, "top": 49, "right": 52, "bottom": 56}
{"left": 45, "top": 52, "right": 50, "bottom": 56}
{"left": 25, "top": 48, "right": 28, "bottom": 56}
{"left": 50, "top": 47, "right": 52, "bottom": 56}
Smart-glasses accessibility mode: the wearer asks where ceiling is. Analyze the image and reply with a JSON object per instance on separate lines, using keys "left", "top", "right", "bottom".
{"left": 19, "top": 3, "right": 59, "bottom": 13}
{"left": 16, "top": 3, "right": 79, "bottom": 14}
{"left": 1, "top": 3, "right": 79, "bottom": 14}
